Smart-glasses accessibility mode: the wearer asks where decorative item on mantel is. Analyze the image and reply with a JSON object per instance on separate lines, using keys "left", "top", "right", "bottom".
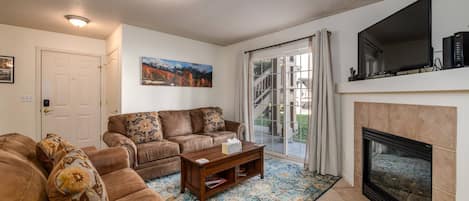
{"left": 0, "top": 56, "right": 14, "bottom": 84}
{"left": 141, "top": 56, "right": 213, "bottom": 87}
{"left": 348, "top": 67, "right": 359, "bottom": 81}
{"left": 222, "top": 138, "right": 242, "bottom": 154}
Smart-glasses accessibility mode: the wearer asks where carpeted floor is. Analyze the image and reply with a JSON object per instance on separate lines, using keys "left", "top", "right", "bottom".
{"left": 146, "top": 157, "right": 340, "bottom": 201}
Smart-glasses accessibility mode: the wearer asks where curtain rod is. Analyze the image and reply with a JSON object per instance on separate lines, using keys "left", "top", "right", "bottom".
{"left": 243, "top": 31, "right": 331, "bottom": 54}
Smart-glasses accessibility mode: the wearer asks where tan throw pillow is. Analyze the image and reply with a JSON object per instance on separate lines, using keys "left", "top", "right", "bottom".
{"left": 125, "top": 112, "right": 163, "bottom": 144}
{"left": 47, "top": 149, "right": 108, "bottom": 201}
{"left": 37, "top": 133, "right": 75, "bottom": 172}
{"left": 201, "top": 107, "right": 226, "bottom": 132}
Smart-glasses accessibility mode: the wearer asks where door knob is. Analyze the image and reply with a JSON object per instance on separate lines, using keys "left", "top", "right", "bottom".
{"left": 43, "top": 108, "right": 54, "bottom": 114}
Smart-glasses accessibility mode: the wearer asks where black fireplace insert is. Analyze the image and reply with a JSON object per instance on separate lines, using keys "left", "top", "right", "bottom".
{"left": 362, "top": 128, "right": 432, "bottom": 201}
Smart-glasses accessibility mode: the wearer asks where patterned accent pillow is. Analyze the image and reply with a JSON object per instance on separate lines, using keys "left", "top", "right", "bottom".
{"left": 37, "top": 133, "right": 75, "bottom": 172}
{"left": 47, "top": 149, "right": 108, "bottom": 201}
{"left": 125, "top": 112, "right": 163, "bottom": 144}
{"left": 201, "top": 108, "right": 226, "bottom": 132}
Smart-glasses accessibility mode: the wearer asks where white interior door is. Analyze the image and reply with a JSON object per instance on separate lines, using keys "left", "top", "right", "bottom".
{"left": 41, "top": 50, "right": 101, "bottom": 148}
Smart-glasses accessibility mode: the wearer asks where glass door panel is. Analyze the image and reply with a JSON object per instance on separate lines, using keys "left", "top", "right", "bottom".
{"left": 251, "top": 52, "right": 311, "bottom": 160}
{"left": 284, "top": 53, "right": 311, "bottom": 159}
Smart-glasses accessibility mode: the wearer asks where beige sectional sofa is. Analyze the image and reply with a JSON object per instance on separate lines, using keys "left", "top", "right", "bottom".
{"left": 103, "top": 107, "right": 244, "bottom": 180}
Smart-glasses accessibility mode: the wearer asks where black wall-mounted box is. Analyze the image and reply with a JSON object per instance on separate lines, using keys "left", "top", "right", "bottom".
{"left": 454, "top": 32, "right": 469, "bottom": 67}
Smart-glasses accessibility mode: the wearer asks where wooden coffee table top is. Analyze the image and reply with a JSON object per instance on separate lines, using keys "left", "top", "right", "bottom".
{"left": 180, "top": 141, "right": 264, "bottom": 165}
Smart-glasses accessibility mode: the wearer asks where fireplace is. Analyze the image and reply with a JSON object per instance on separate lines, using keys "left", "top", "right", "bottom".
{"left": 362, "top": 128, "right": 432, "bottom": 201}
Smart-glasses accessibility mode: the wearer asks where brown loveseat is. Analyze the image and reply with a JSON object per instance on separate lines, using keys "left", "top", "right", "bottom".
{"left": 103, "top": 107, "right": 244, "bottom": 180}
{"left": 0, "top": 133, "right": 163, "bottom": 201}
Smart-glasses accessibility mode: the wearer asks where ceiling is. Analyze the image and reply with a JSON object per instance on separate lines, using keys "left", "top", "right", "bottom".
{"left": 0, "top": 0, "right": 380, "bottom": 46}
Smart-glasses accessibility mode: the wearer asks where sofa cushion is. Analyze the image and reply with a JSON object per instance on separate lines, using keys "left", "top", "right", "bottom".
{"left": 190, "top": 107, "right": 219, "bottom": 133}
{"left": 190, "top": 109, "right": 205, "bottom": 133}
{"left": 0, "top": 133, "right": 37, "bottom": 161}
{"left": 36, "top": 133, "right": 75, "bottom": 172}
{"left": 201, "top": 131, "right": 237, "bottom": 145}
{"left": 86, "top": 147, "right": 130, "bottom": 176}
{"left": 0, "top": 133, "right": 47, "bottom": 176}
{"left": 135, "top": 157, "right": 180, "bottom": 180}
{"left": 47, "top": 149, "right": 108, "bottom": 201}
{"left": 159, "top": 110, "right": 193, "bottom": 137}
{"left": 167, "top": 134, "right": 213, "bottom": 153}
{"left": 116, "top": 189, "right": 164, "bottom": 201}
{"left": 126, "top": 112, "right": 164, "bottom": 144}
{"left": 201, "top": 107, "right": 226, "bottom": 132}
{"left": 0, "top": 150, "right": 48, "bottom": 201}
{"left": 108, "top": 114, "right": 128, "bottom": 135}
{"left": 136, "top": 140, "right": 180, "bottom": 164}
{"left": 101, "top": 168, "right": 147, "bottom": 201}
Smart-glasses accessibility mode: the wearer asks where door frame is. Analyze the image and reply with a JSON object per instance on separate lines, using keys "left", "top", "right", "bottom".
{"left": 250, "top": 47, "right": 311, "bottom": 162}
{"left": 102, "top": 48, "right": 122, "bottom": 133}
{"left": 104, "top": 48, "right": 122, "bottom": 114}
{"left": 35, "top": 47, "right": 104, "bottom": 147}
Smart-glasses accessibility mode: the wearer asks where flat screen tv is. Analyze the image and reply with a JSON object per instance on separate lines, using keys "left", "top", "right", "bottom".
{"left": 358, "top": 0, "right": 432, "bottom": 79}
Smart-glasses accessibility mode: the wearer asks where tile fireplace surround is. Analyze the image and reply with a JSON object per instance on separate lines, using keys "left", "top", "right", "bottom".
{"left": 354, "top": 102, "right": 457, "bottom": 201}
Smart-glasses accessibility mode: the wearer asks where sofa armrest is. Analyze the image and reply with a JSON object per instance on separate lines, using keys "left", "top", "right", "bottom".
{"left": 81, "top": 146, "right": 98, "bottom": 154}
{"left": 86, "top": 146, "right": 130, "bottom": 175}
{"left": 103, "top": 132, "right": 138, "bottom": 168}
{"left": 225, "top": 120, "right": 245, "bottom": 140}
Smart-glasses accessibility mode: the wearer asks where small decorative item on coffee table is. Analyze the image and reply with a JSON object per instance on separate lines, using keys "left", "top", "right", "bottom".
{"left": 180, "top": 141, "right": 264, "bottom": 201}
{"left": 221, "top": 138, "right": 242, "bottom": 154}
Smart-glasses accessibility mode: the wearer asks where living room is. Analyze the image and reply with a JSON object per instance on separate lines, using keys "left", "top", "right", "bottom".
{"left": 1, "top": 0, "right": 468, "bottom": 200}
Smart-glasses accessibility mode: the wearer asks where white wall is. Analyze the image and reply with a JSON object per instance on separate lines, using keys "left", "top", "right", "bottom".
{"left": 219, "top": 0, "right": 469, "bottom": 200}
{"left": 0, "top": 24, "right": 105, "bottom": 140}
{"left": 119, "top": 24, "right": 224, "bottom": 114}
{"left": 106, "top": 25, "right": 122, "bottom": 54}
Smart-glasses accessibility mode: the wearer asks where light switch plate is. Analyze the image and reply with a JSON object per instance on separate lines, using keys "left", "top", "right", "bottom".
{"left": 20, "top": 96, "right": 33, "bottom": 103}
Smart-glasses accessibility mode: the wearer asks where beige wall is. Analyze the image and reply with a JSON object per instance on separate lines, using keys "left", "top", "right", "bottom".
{"left": 0, "top": 24, "right": 105, "bottom": 140}
{"left": 119, "top": 24, "right": 224, "bottom": 114}
{"left": 106, "top": 25, "right": 122, "bottom": 54}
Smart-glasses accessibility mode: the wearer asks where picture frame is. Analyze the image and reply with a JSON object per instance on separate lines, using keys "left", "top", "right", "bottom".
{"left": 0, "top": 56, "right": 14, "bottom": 84}
{"left": 141, "top": 56, "right": 213, "bottom": 88}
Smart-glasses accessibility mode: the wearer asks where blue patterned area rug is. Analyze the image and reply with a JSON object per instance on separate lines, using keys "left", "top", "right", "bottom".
{"left": 146, "top": 157, "right": 340, "bottom": 201}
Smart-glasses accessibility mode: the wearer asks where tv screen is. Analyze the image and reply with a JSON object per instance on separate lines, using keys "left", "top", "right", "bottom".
{"left": 358, "top": 0, "right": 432, "bottom": 78}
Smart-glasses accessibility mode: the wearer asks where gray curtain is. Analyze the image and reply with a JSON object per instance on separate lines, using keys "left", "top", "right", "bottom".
{"left": 235, "top": 52, "right": 253, "bottom": 141}
{"left": 305, "top": 29, "right": 339, "bottom": 176}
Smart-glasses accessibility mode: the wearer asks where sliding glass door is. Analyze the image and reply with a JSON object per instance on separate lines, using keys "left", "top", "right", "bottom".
{"left": 252, "top": 48, "right": 312, "bottom": 161}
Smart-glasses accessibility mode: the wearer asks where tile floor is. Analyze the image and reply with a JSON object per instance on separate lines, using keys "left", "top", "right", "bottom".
{"left": 317, "top": 179, "right": 370, "bottom": 201}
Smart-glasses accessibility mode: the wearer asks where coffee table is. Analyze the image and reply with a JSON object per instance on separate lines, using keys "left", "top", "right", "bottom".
{"left": 180, "top": 141, "right": 264, "bottom": 201}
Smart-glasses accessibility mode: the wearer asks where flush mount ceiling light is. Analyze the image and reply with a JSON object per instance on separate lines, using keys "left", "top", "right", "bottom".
{"left": 65, "top": 15, "right": 90, "bottom": 28}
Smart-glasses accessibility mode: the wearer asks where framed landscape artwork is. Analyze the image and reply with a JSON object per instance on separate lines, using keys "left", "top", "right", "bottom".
{"left": 141, "top": 56, "right": 213, "bottom": 87}
{"left": 0, "top": 56, "right": 14, "bottom": 84}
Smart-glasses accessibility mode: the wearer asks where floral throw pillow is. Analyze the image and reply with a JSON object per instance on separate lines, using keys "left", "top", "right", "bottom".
{"left": 125, "top": 112, "right": 163, "bottom": 144}
{"left": 201, "top": 108, "right": 225, "bottom": 133}
{"left": 47, "top": 149, "right": 108, "bottom": 201}
{"left": 36, "top": 133, "right": 76, "bottom": 172}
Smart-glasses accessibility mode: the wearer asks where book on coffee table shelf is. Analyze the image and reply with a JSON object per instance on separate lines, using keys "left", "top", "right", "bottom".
{"left": 195, "top": 158, "right": 210, "bottom": 165}
{"left": 205, "top": 175, "right": 227, "bottom": 189}
{"left": 237, "top": 167, "right": 247, "bottom": 177}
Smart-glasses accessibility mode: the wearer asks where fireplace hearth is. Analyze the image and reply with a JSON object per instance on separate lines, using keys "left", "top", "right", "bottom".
{"left": 363, "top": 128, "right": 432, "bottom": 201}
